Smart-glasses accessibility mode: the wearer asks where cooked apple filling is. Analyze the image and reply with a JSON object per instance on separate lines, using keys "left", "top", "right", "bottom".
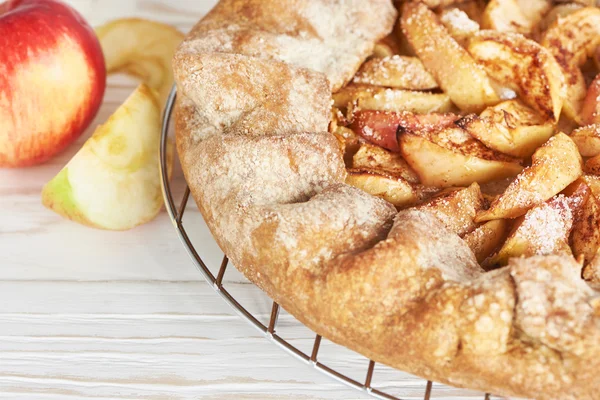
{"left": 333, "top": 1, "right": 600, "bottom": 278}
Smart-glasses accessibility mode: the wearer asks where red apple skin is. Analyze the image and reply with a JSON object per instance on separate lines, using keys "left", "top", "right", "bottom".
{"left": 349, "top": 110, "right": 459, "bottom": 152}
{"left": 0, "top": 0, "right": 106, "bottom": 167}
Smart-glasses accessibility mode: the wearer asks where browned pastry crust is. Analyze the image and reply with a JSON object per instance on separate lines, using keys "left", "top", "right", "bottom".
{"left": 173, "top": 1, "right": 600, "bottom": 398}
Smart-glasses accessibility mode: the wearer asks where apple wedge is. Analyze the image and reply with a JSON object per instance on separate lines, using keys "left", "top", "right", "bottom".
{"left": 356, "top": 89, "right": 452, "bottom": 114}
{"left": 564, "top": 180, "right": 600, "bottom": 265}
{"left": 352, "top": 56, "right": 438, "bottom": 90}
{"left": 463, "top": 219, "right": 509, "bottom": 264}
{"left": 96, "top": 18, "right": 184, "bottom": 105}
{"left": 521, "top": 1, "right": 555, "bottom": 18}
{"left": 583, "top": 252, "right": 600, "bottom": 285}
{"left": 439, "top": 8, "right": 480, "bottom": 45}
{"left": 583, "top": 175, "right": 600, "bottom": 198}
{"left": 585, "top": 154, "right": 600, "bottom": 176}
{"left": 451, "top": 1, "right": 488, "bottom": 23}
{"left": 594, "top": 46, "right": 600, "bottom": 72}
{"left": 399, "top": 126, "right": 523, "bottom": 188}
{"left": 516, "top": 0, "right": 550, "bottom": 25}
{"left": 477, "top": 133, "right": 583, "bottom": 222}
{"left": 42, "top": 84, "right": 172, "bottom": 230}
{"left": 457, "top": 100, "right": 555, "bottom": 158}
{"left": 415, "top": 183, "right": 485, "bottom": 237}
{"left": 332, "top": 126, "right": 360, "bottom": 166}
{"left": 333, "top": 86, "right": 453, "bottom": 114}
{"left": 570, "top": 124, "right": 600, "bottom": 157}
{"left": 581, "top": 73, "right": 600, "bottom": 125}
{"left": 349, "top": 110, "right": 459, "bottom": 152}
{"left": 328, "top": 107, "right": 346, "bottom": 134}
{"left": 485, "top": 194, "right": 580, "bottom": 267}
{"left": 372, "top": 42, "right": 396, "bottom": 59}
{"left": 372, "top": 32, "right": 402, "bottom": 58}
{"left": 468, "top": 30, "right": 565, "bottom": 121}
{"left": 345, "top": 168, "right": 419, "bottom": 208}
{"left": 538, "top": 3, "right": 583, "bottom": 33}
{"left": 352, "top": 143, "right": 419, "bottom": 183}
{"left": 401, "top": 2, "right": 499, "bottom": 112}
{"left": 482, "top": 0, "right": 533, "bottom": 34}
{"left": 541, "top": 7, "right": 600, "bottom": 121}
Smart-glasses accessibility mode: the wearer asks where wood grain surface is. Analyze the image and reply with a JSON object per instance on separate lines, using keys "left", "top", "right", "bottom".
{"left": 0, "top": 1, "right": 500, "bottom": 399}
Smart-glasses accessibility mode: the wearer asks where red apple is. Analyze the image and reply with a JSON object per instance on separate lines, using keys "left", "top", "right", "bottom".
{"left": 0, "top": 0, "right": 106, "bottom": 167}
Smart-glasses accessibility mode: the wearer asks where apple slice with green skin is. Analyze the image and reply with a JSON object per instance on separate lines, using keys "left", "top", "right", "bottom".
{"left": 42, "top": 84, "right": 172, "bottom": 230}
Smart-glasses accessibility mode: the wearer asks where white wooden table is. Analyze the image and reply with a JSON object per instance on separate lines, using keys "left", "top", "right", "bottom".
{"left": 0, "top": 1, "right": 491, "bottom": 399}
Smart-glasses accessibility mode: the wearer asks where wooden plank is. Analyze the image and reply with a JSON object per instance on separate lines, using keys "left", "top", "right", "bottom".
{"left": 0, "top": 0, "right": 492, "bottom": 399}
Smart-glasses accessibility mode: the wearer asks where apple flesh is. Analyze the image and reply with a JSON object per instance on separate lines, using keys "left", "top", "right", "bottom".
{"left": 95, "top": 18, "right": 184, "bottom": 106}
{"left": 42, "top": 84, "right": 171, "bottom": 230}
{"left": 0, "top": 0, "right": 106, "bottom": 167}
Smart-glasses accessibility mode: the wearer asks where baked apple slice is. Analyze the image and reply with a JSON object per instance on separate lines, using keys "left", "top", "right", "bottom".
{"left": 401, "top": 2, "right": 499, "bottom": 112}
{"left": 357, "top": 89, "right": 452, "bottom": 114}
{"left": 457, "top": 100, "right": 554, "bottom": 158}
{"left": 583, "top": 175, "right": 600, "bottom": 198}
{"left": 349, "top": 110, "right": 459, "bottom": 152}
{"left": 477, "top": 133, "right": 583, "bottom": 221}
{"left": 583, "top": 253, "right": 600, "bottom": 285}
{"left": 399, "top": 126, "right": 523, "bottom": 188}
{"left": 352, "top": 56, "right": 438, "bottom": 90}
{"left": 538, "top": 3, "right": 585, "bottom": 33}
{"left": 485, "top": 194, "right": 581, "bottom": 267}
{"left": 439, "top": 8, "right": 480, "bottom": 45}
{"left": 565, "top": 180, "right": 600, "bottom": 265}
{"left": 570, "top": 124, "right": 600, "bottom": 157}
{"left": 345, "top": 168, "right": 418, "bottom": 208}
{"left": 444, "top": 1, "right": 487, "bottom": 24}
{"left": 328, "top": 107, "right": 346, "bottom": 134}
{"left": 415, "top": 183, "right": 485, "bottom": 237}
{"left": 468, "top": 30, "right": 564, "bottom": 121}
{"left": 463, "top": 219, "right": 509, "bottom": 264}
{"left": 585, "top": 154, "right": 600, "bottom": 176}
{"left": 581, "top": 73, "right": 600, "bottom": 125}
{"left": 482, "top": 0, "right": 532, "bottom": 34}
{"left": 96, "top": 18, "right": 184, "bottom": 104}
{"left": 332, "top": 126, "right": 361, "bottom": 165}
{"left": 334, "top": 86, "right": 453, "bottom": 114}
{"left": 516, "top": 0, "right": 550, "bottom": 27}
{"left": 593, "top": 46, "right": 600, "bottom": 72}
{"left": 352, "top": 143, "right": 419, "bottom": 183}
{"left": 42, "top": 84, "right": 171, "bottom": 230}
{"left": 541, "top": 7, "right": 600, "bottom": 121}
{"left": 371, "top": 32, "right": 402, "bottom": 58}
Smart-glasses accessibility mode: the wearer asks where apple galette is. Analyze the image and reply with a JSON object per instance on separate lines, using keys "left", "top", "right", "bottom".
{"left": 173, "top": 1, "right": 600, "bottom": 398}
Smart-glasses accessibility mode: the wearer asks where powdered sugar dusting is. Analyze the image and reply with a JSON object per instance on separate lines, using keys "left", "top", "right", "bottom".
{"left": 185, "top": 132, "right": 347, "bottom": 263}
{"left": 513, "top": 195, "right": 580, "bottom": 256}
{"left": 511, "top": 255, "right": 600, "bottom": 356}
{"left": 174, "top": 52, "right": 331, "bottom": 143}
{"left": 439, "top": 8, "right": 479, "bottom": 43}
{"left": 391, "top": 209, "right": 483, "bottom": 282}
{"left": 178, "top": 0, "right": 397, "bottom": 91}
{"left": 352, "top": 55, "right": 438, "bottom": 89}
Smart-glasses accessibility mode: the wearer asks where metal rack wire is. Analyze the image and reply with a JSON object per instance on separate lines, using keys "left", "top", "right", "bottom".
{"left": 158, "top": 86, "right": 493, "bottom": 400}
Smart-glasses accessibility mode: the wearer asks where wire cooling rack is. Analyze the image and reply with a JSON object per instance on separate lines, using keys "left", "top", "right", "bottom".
{"left": 158, "top": 86, "right": 494, "bottom": 400}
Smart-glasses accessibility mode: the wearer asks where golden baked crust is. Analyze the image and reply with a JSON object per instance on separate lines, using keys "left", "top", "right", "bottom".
{"left": 173, "top": 1, "right": 600, "bottom": 398}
